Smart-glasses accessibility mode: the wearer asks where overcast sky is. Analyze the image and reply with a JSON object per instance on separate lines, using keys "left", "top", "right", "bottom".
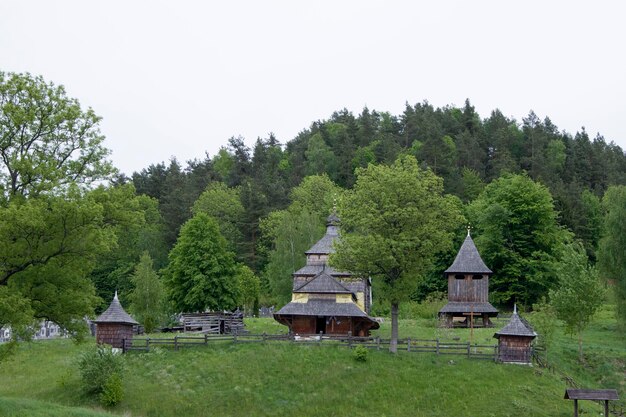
{"left": 1, "top": 1, "right": 625, "bottom": 175}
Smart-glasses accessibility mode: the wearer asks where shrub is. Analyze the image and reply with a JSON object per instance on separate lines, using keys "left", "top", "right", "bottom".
{"left": 353, "top": 345, "right": 368, "bottom": 362}
{"left": 99, "top": 373, "right": 124, "bottom": 406}
{"left": 77, "top": 345, "right": 125, "bottom": 400}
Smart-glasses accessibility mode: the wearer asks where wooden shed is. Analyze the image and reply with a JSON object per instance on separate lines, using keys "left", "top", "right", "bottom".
{"left": 493, "top": 305, "right": 536, "bottom": 364}
{"left": 94, "top": 292, "right": 138, "bottom": 348}
{"left": 439, "top": 231, "right": 498, "bottom": 327}
{"left": 274, "top": 213, "right": 379, "bottom": 336}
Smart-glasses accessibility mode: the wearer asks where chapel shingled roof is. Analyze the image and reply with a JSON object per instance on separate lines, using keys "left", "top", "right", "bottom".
{"left": 305, "top": 213, "right": 341, "bottom": 255}
{"left": 294, "top": 270, "right": 353, "bottom": 294}
{"left": 275, "top": 298, "right": 370, "bottom": 318}
{"left": 94, "top": 292, "right": 138, "bottom": 325}
{"left": 493, "top": 306, "right": 536, "bottom": 338}
{"left": 444, "top": 234, "right": 492, "bottom": 274}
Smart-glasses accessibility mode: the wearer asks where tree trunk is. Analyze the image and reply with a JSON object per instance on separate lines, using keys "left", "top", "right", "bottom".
{"left": 390, "top": 302, "right": 399, "bottom": 353}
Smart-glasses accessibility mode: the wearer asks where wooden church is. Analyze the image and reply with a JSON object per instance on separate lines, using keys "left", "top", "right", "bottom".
{"left": 274, "top": 213, "right": 379, "bottom": 336}
{"left": 439, "top": 230, "right": 498, "bottom": 327}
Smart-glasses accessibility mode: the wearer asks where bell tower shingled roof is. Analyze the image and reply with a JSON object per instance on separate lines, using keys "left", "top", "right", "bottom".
{"left": 444, "top": 233, "right": 492, "bottom": 274}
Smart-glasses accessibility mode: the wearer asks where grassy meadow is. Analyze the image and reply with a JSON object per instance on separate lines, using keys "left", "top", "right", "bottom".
{"left": 0, "top": 306, "right": 624, "bottom": 417}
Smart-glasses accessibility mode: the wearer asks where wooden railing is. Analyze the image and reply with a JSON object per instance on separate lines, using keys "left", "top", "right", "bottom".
{"left": 122, "top": 333, "right": 498, "bottom": 360}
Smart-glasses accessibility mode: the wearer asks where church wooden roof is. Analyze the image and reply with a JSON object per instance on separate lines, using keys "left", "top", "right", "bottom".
{"left": 445, "top": 234, "right": 492, "bottom": 274}
{"left": 94, "top": 292, "right": 138, "bottom": 325}
{"left": 494, "top": 307, "right": 536, "bottom": 338}
{"left": 293, "top": 264, "right": 351, "bottom": 277}
{"left": 305, "top": 213, "right": 340, "bottom": 255}
{"left": 275, "top": 299, "right": 369, "bottom": 318}
{"left": 294, "top": 270, "right": 353, "bottom": 294}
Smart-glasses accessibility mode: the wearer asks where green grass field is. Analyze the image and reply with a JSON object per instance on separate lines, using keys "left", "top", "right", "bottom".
{"left": 0, "top": 306, "right": 623, "bottom": 417}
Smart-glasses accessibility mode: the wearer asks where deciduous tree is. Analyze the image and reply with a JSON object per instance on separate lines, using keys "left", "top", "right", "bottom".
{"left": 468, "top": 173, "right": 568, "bottom": 307}
{"left": 164, "top": 213, "right": 239, "bottom": 312}
{"left": 0, "top": 72, "right": 114, "bottom": 199}
{"left": 331, "top": 155, "right": 464, "bottom": 352}
{"left": 550, "top": 243, "right": 605, "bottom": 361}
{"left": 129, "top": 252, "right": 165, "bottom": 333}
{"left": 192, "top": 182, "right": 244, "bottom": 255}
{"left": 236, "top": 264, "right": 260, "bottom": 316}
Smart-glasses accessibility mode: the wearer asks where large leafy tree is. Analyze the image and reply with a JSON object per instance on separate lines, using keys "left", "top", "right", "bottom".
{"left": 550, "top": 243, "right": 605, "bottom": 361}
{"left": 0, "top": 187, "right": 116, "bottom": 338}
{"left": 0, "top": 72, "right": 122, "bottom": 341}
{"left": 164, "top": 213, "right": 240, "bottom": 312}
{"left": 468, "top": 173, "right": 568, "bottom": 307}
{"left": 0, "top": 72, "right": 114, "bottom": 199}
{"left": 331, "top": 155, "right": 464, "bottom": 352}
{"left": 598, "top": 185, "right": 626, "bottom": 330}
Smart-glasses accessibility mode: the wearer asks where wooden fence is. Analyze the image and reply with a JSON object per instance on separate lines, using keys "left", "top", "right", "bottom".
{"left": 122, "top": 333, "right": 497, "bottom": 360}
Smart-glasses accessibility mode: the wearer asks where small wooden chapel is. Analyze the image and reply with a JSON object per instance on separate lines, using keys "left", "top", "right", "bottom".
{"left": 274, "top": 213, "right": 379, "bottom": 336}
{"left": 94, "top": 291, "right": 138, "bottom": 348}
{"left": 494, "top": 305, "right": 536, "bottom": 364}
{"left": 439, "top": 229, "right": 498, "bottom": 327}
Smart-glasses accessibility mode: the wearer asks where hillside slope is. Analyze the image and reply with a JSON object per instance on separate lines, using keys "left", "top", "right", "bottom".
{"left": 0, "top": 335, "right": 613, "bottom": 417}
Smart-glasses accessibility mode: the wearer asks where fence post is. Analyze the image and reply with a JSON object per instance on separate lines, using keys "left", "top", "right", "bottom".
{"left": 467, "top": 342, "right": 470, "bottom": 358}
{"left": 122, "top": 338, "right": 126, "bottom": 354}
{"left": 174, "top": 335, "right": 178, "bottom": 351}
{"left": 204, "top": 333, "right": 208, "bottom": 345}
{"left": 436, "top": 338, "right": 440, "bottom": 355}
{"left": 319, "top": 331, "right": 323, "bottom": 344}
{"left": 233, "top": 332, "right": 238, "bottom": 344}
{"left": 407, "top": 337, "right": 411, "bottom": 352}
{"left": 348, "top": 331, "right": 352, "bottom": 348}
{"left": 263, "top": 332, "right": 266, "bottom": 342}
{"left": 377, "top": 336, "right": 381, "bottom": 351}
{"left": 146, "top": 337, "right": 150, "bottom": 352}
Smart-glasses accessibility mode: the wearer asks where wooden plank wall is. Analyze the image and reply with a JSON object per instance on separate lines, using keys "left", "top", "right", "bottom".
{"left": 448, "top": 274, "right": 489, "bottom": 302}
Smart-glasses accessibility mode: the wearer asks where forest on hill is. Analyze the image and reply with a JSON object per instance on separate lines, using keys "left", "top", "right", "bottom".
{"left": 123, "top": 100, "right": 626, "bottom": 306}
{"left": 1, "top": 72, "right": 626, "bottom": 344}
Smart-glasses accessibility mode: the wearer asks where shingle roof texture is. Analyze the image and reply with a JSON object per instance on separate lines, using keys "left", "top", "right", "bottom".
{"left": 94, "top": 293, "right": 138, "bottom": 325}
{"left": 445, "top": 235, "right": 492, "bottom": 274}
{"left": 293, "top": 264, "right": 350, "bottom": 277}
{"left": 439, "top": 302, "right": 499, "bottom": 314}
{"left": 564, "top": 389, "right": 619, "bottom": 401}
{"left": 305, "top": 213, "right": 342, "bottom": 255}
{"left": 305, "top": 227, "right": 339, "bottom": 254}
{"left": 294, "top": 271, "right": 352, "bottom": 294}
{"left": 494, "top": 312, "right": 536, "bottom": 338}
{"left": 275, "top": 299, "right": 369, "bottom": 318}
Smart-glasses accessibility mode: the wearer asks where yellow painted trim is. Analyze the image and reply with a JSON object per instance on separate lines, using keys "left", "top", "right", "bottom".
{"left": 292, "top": 293, "right": 308, "bottom": 303}
{"left": 356, "top": 292, "right": 365, "bottom": 311}
{"left": 336, "top": 294, "right": 352, "bottom": 303}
